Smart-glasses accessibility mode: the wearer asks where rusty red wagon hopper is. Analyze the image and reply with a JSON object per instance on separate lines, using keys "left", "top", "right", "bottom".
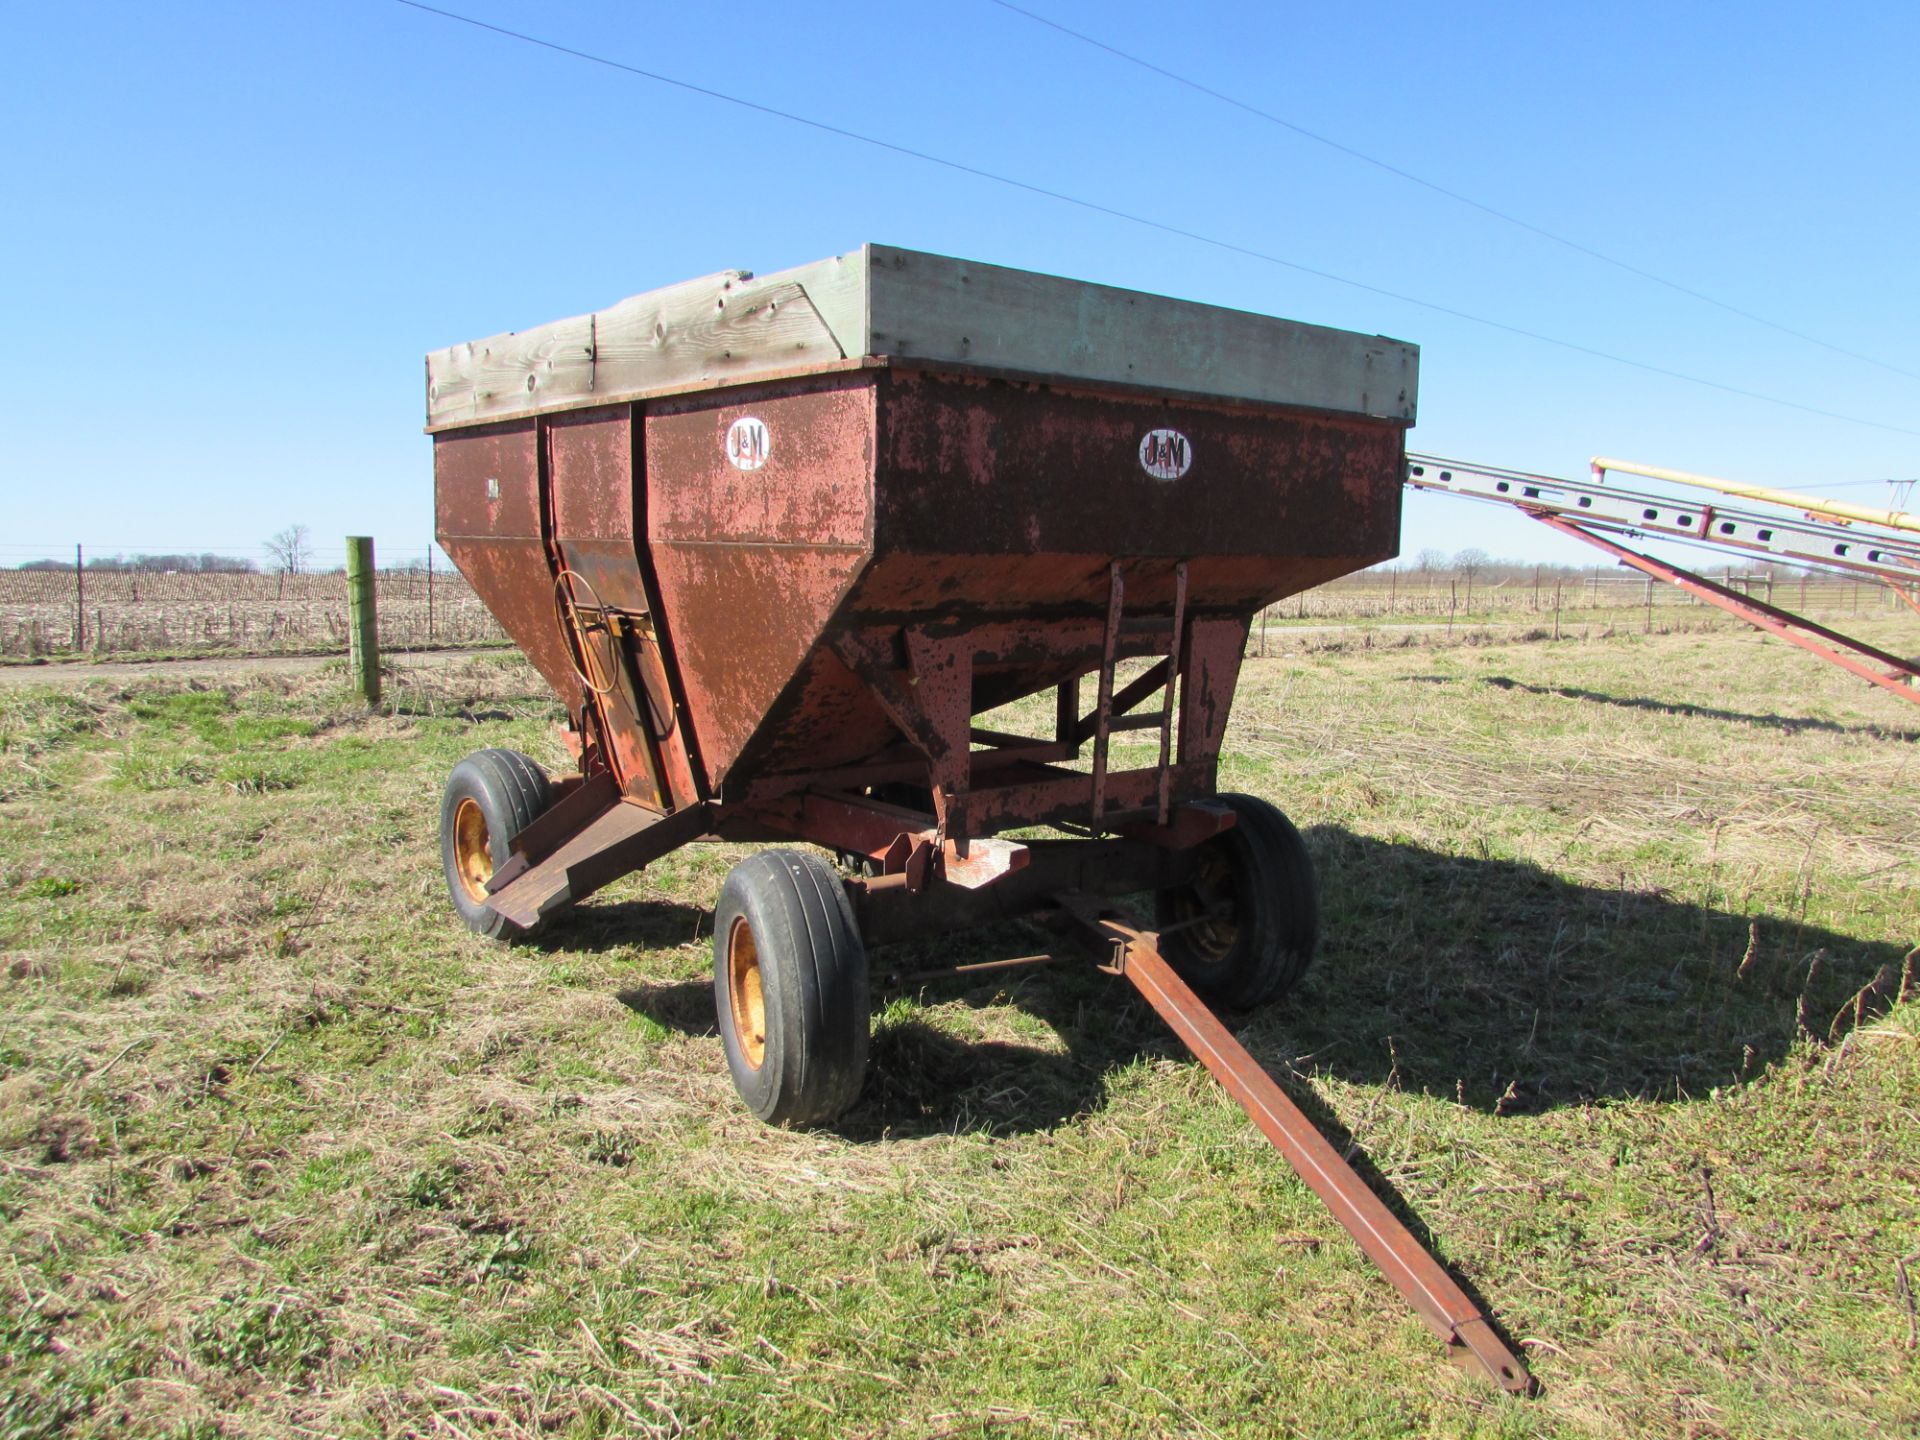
{"left": 427, "top": 245, "right": 1530, "bottom": 1393}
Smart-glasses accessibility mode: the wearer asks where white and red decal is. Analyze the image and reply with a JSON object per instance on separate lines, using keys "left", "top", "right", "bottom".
{"left": 1138, "top": 428, "right": 1192, "bottom": 481}
{"left": 725, "top": 416, "right": 771, "bottom": 471}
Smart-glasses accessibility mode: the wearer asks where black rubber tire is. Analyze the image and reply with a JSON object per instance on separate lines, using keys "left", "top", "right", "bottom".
{"left": 1154, "top": 793, "right": 1318, "bottom": 1008}
{"left": 713, "top": 850, "right": 870, "bottom": 1127}
{"left": 439, "top": 748, "right": 553, "bottom": 940}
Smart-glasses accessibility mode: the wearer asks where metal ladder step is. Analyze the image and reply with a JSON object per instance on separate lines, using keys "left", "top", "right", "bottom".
{"left": 1090, "top": 559, "right": 1188, "bottom": 826}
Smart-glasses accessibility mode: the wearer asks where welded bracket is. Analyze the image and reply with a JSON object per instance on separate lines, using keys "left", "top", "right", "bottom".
{"left": 829, "top": 628, "right": 974, "bottom": 843}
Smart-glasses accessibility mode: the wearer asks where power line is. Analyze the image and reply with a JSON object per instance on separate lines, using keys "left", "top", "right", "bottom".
{"left": 388, "top": 1, "right": 1920, "bottom": 441}
{"left": 986, "top": 0, "right": 1918, "bottom": 384}
{"left": 1786, "top": 477, "right": 1920, "bottom": 493}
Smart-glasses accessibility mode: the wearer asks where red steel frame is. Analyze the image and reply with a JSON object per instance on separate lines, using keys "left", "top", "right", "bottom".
{"left": 469, "top": 583, "right": 1540, "bottom": 1393}
{"left": 1532, "top": 513, "right": 1920, "bottom": 708}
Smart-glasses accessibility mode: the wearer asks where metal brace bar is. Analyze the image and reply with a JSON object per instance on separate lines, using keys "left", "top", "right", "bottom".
{"left": 1157, "top": 561, "right": 1188, "bottom": 825}
{"left": 1072, "top": 658, "right": 1171, "bottom": 745}
{"left": 1090, "top": 562, "right": 1124, "bottom": 824}
{"left": 1533, "top": 513, "right": 1920, "bottom": 706}
{"left": 1063, "top": 903, "right": 1535, "bottom": 1395}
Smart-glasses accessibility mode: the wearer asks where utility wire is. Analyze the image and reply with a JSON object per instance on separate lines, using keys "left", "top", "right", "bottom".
{"left": 1786, "top": 477, "right": 1920, "bottom": 492}
{"left": 389, "top": 1, "right": 1920, "bottom": 440}
{"left": 987, "top": 0, "right": 1917, "bottom": 383}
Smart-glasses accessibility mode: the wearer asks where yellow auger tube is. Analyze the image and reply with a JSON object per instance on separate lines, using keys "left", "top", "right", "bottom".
{"left": 1591, "top": 456, "right": 1920, "bottom": 536}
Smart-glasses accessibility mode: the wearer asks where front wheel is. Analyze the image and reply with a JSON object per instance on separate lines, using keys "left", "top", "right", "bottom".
{"left": 1154, "top": 793, "right": 1318, "bottom": 1008}
{"left": 439, "top": 748, "right": 553, "bottom": 940}
{"left": 713, "top": 850, "right": 870, "bottom": 1126}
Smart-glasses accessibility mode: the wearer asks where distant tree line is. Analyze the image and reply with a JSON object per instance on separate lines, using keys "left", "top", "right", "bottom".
{"left": 15, "top": 553, "right": 258, "bottom": 574}
{"left": 1379, "top": 548, "right": 1814, "bottom": 582}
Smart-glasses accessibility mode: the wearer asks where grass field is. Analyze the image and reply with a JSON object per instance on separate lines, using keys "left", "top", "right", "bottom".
{"left": 0, "top": 621, "right": 1915, "bottom": 1438}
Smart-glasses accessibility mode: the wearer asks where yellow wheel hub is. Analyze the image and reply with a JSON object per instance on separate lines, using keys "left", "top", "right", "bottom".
{"left": 727, "top": 917, "right": 768, "bottom": 1070}
{"left": 452, "top": 796, "right": 494, "bottom": 903}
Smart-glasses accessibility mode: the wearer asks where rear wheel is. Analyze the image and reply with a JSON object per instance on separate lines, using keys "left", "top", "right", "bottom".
{"left": 714, "top": 850, "right": 870, "bottom": 1126}
{"left": 1154, "top": 793, "right": 1317, "bottom": 1007}
{"left": 440, "top": 748, "right": 553, "bottom": 939}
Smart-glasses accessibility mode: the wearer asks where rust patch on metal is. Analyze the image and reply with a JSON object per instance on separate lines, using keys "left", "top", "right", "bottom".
{"left": 874, "top": 369, "right": 1402, "bottom": 567}
{"left": 441, "top": 359, "right": 1404, "bottom": 856}
{"left": 645, "top": 375, "right": 877, "bottom": 788}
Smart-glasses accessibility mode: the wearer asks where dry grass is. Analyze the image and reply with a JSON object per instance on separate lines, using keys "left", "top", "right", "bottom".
{"left": 0, "top": 570, "right": 504, "bottom": 658}
{"left": 0, "top": 625, "right": 1915, "bottom": 1438}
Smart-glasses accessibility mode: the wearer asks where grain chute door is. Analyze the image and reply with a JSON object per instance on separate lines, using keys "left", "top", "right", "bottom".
{"left": 548, "top": 408, "right": 669, "bottom": 810}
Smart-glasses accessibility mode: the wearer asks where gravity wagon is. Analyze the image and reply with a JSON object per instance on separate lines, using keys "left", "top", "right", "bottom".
{"left": 424, "top": 245, "right": 1529, "bottom": 1391}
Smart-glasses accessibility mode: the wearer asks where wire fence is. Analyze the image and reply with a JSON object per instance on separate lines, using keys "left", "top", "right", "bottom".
{"left": 0, "top": 562, "right": 1905, "bottom": 660}
{"left": 0, "top": 568, "right": 505, "bottom": 657}
{"left": 1258, "top": 566, "right": 1906, "bottom": 624}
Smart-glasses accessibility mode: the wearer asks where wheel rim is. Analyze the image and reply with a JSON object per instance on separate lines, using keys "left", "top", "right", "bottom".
{"left": 1170, "top": 845, "right": 1239, "bottom": 961}
{"left": 726, "top": 916, "right": 768, "bottom": 1070}
{"left": 452, "top": 796, "right": 494, "bottom": 903}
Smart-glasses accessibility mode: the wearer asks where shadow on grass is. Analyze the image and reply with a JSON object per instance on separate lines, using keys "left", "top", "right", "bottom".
{"left": 559, "top": 827, "right": 1906, "bottom": 1131}
{"left": 1293, "top": 827, "right": 1909, "bottom": 1114}
{"left": 529, "top": 898, "right": 711, "bottom": 955}
{"left": 614, "top": 978, "right": 714, "bottom": 1037}
{"left": 841, "top": 944, "right": 1166, "bottom": 1140}
{"left": 1477, "top": 674, "right": 1920, "bottom": 740}
{"left": 825, "top": 827, "right": 1909, "bottom": 1131}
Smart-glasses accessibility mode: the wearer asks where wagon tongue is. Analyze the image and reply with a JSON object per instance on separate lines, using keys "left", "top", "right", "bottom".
{"left": 1061, "top": 898, "right": 1537, "bottom": 1396}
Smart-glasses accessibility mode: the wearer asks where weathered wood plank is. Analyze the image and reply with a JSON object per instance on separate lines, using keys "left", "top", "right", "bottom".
{"left": 429, "top": 313, "right": 595, "bottom": 425}
{"left": 426, "top": 265, "right": 849, "bottom": 429}
{"left": 426, "top": 244, "right": 1418, "bottom": 430}
{"left": 773, "top": 248, "right": 866, "bottom": 358}
{"left": 863, "top": 244, "right": 1417, "bottom": 422}
{"left": 593, "top": 278, "right": 844, "bottom": 398}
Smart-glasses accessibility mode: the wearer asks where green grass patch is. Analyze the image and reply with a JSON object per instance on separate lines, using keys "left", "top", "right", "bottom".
{"left": 0, "top": 637, "right": 1913, "bottom": 1437}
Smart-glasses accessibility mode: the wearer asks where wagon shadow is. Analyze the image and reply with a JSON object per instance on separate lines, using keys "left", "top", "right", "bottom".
{"left": 1479, "top": 674, "right": 1920, "bottom": 741}
{"left": 839, "top": 944, "right": 1162, "bottom": 1140}
{"left": 573, "top": 829, "right": 1906, "bottom": 1131}
{"left": 613, "top": 978, "right": 715, "bottom": 1037}
{"left": 529, "top": 897, "right": 712, "bottom": 955}
{"left": 840, "top": 827, "right": 1907, "bottom": 1129}
{"left": 1299, "top": 827, "right": 1907, "bottom": 1112}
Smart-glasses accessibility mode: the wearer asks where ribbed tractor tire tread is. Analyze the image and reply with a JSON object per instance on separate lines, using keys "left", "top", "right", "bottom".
{"left": 1232, "top": 799, "right": 1317, "bottom": 1006}
{"left": 714, "top": 850, "right": 869, "bottom": 1128}
{"left": 1155, "top": 792, "right": 1318, "bottom": 1010}
{"left": 439, "top": 748, "right": 553, "bottom": 941}
{"left": 481, "top": 749, "right": 547, "bottom": 829}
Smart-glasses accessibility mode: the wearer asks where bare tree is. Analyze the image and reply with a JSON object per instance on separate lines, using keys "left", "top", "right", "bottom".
{"left": 265, "top": 524, "right": 312, "bottom": 576}
{"left": 1413, "top": 547, "right": 1446, "bottom": 575}
{"left": 1454, "top": 547, "right": 1490, "bottom": 608}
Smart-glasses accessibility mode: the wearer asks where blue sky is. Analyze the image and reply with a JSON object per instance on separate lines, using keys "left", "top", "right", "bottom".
{"left": 3, "top": 1, "right": 1915, "bottom": 571}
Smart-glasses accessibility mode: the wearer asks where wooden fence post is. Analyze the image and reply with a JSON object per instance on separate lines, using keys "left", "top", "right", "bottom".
{"left": 346, "top": 536, "right": 380, "bottom": 704}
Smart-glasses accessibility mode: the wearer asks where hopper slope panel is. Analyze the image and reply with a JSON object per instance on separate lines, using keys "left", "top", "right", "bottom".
{"left": 434, "top": 421, "right": 582, "bottom": 704}
{"left": 644, "top": 375, "right": 877, "bottom": 788}
{"left": 548, "top": 406, "right": 651, "bottom": 614}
